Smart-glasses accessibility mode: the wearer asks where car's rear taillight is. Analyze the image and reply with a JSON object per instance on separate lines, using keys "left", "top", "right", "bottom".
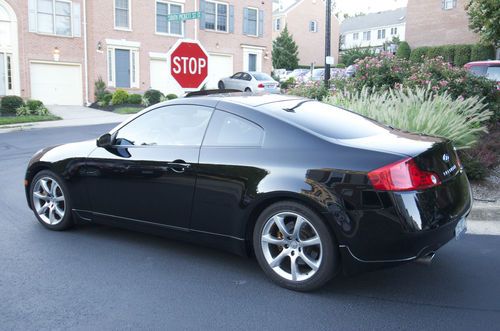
{"left": 257, "top": 83, "right": 265, "bottom": 88}
{"left": 368, "top": 157, "right": 441, "bottom": 191}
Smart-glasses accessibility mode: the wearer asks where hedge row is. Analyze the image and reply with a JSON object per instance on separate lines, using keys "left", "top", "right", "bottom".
{"left": 408, "top": 44, "right": 495, "bottom": 67}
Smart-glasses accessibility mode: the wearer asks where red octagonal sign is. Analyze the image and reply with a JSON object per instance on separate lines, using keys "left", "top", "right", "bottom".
{"left": 168, "top": 39, "right": 209, "bottom": 90}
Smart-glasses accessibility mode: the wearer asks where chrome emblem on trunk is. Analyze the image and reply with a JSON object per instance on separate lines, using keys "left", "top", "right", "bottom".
{"left": 442, "top": 153, "right": 450, "bottom": 162}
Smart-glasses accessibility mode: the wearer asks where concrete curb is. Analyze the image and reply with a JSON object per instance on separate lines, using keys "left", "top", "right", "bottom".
{"left": 468, "top": 204, "right": 500, "bottom": 222}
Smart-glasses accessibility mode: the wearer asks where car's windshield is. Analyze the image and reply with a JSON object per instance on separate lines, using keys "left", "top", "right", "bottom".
{"left": 486, "top": 66, "right": 500, "bottom": 81}
{"left": 312, "top": 69, "right": 324, "bottom": 77}
{"left": 252, "top": 73, "right": 274, "bottom": 81}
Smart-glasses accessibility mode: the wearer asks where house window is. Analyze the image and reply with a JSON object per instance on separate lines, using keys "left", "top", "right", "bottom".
{"left": 377, "top": 29, "right": 385, "bottom": 39}
{"left": 309, "top": 20, "right": 318, "bottom": 32}
{"left": 115, "top": 0, "right": 130, "bottom": 29}
{"left": 36, "top": 0, "right": 72, "bottom": 36}
{"left": 205, "top": 1, "right": 228, "bottom": 32}
{"left": 6, "top": 55, "right": 12, "bottom": 90}
{"left": 245, "top": 8, "right": 258, "bottom": 36}
{"left": 274, "top": 18, "right": 281, "bottom": 31}
{"left": 390, "top": 27, "right": 398, "bottom": 35}
{"left": 363, "top": 31, "right": 371, "bottom": 41}
{"left": 442, "top": 0, "right": 457, "bottom": 10}
{"left": 107, "top": 47, "right": 140, "bottom": 88}
{"left": 156, "top": 1, "right": 183, "bottom": 36}
{"left": 353, "top": 32, "right": 359, "bottom": 40}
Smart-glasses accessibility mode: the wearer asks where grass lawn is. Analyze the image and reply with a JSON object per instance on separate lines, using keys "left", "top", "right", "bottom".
{"left": 114, "top": 107, "right": 143, "bottom": 114}
{"left": 0, "top": 115, "right": 61, "bottom": 126}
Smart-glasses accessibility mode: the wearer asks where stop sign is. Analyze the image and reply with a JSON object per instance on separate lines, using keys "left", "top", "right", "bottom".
{"left": 168, "top": 40, "right": 209, "bottom": 90}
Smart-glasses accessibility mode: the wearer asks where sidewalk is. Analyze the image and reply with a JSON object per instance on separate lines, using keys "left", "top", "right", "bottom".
{"left": 0, "top": 105, "right": 128, "bottom": 133}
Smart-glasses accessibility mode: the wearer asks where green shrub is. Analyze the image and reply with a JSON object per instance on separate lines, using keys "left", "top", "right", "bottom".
{"left": 453, "top": 45, "right": 472, "bottom": 67}
{"left": 16, "top": 104, "right": 49, "bottom": 117}
{"left": 470, "top": 44, "right": 495, "bottom": 61}
{"left": 142, "top": 89, "right": 164, "bottom": 106}
{"left": 287, "top": 82, "right": 329, "bottom": 101}
{"left": 280, "top": 77, "right": 296, "bottom": 90}
{"left": 127, "top": 93, "right": 142, "bottom": 104}
{"left": 166, "top": 93, "right": 178, "bottom": 100}
{"left": 98, "top": 93, "right": 113, "bottom": 107}
{"left": 26, "top": 99, "right": 44, "bottom": 111}
{"left": 340, "top": 47, "right": 374, "bottom": 66}
{"left": 15, "top": 106, "right": 30, "bottom": 116}
{"left": 441, "top": 45, "right": 456, "bottom": 64}
{"left": 426, "top": 46, "right": 445, "bottom": 59}
{"left": 94, "top": 77, "right": 108, "bottom": 102}
{"left": 396, "top": 41, "right": 411, "bottom": 59}
{"left": 1, "top": 96, "right": 24, "bottom": 113}
{"left": 325, "top": 86, "right": 492, "bottom": 149}
{"left": 111, "top": 89, "right": 129, "bottom": 105}
{"left": 409, "top": 47, "right": 430, "bottom": 62}
{"left": 335, "top": 63, "right": 347, "bottom": 69}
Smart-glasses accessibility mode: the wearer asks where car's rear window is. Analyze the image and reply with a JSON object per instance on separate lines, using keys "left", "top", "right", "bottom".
{"left": 264, "top": 100, "right": 387, "bottom": 139}
{"left": 252, "top": 73, "right": 273, "bottom": 81}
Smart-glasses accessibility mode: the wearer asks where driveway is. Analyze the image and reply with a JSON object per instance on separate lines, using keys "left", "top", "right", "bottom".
{"left": 0, "top": 105, "right": 127, "bottom": 133}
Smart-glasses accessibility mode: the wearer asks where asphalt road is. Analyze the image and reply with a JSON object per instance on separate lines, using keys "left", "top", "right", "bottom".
{"left": 1, "top": 124, "right": 500, "bottom": 330}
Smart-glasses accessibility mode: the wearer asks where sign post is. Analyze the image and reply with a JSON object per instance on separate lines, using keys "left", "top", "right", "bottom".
{"left": 167, "top": 39, "right": 209, "bottom": 91}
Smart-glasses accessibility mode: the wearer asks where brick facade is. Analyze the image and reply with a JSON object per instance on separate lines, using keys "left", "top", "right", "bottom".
{"left": 405, "top": 0, "right": 478, "bottom": 48}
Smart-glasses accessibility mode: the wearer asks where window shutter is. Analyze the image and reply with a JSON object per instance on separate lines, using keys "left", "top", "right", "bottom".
{"left": 229, "top": 5, "right": 234, "bottom": 33}
{"left": 258, "top": 10, "right": 264, "bottom": 37}
{"left": 441, "top": 0, "right": 445, "bottom": 9}
{"left": 28, "top": 0, "right": 37, "bottom": 32}
{"left": 199, "top": 0, "right": 205, "bottom": 30}
{"left": 243, "top": 8, "right": 249, "bottom": 35}
{"left": 73, "top": 3, "right": 81, "bottom": 37}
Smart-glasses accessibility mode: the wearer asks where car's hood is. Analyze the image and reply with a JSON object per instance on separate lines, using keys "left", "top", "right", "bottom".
{"left": 30, "top": 139, "right": 97, "bottom": 166}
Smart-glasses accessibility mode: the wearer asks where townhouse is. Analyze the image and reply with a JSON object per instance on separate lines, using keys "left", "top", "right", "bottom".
{"left": 340, "top": 8, "right": 406, "bottom": 53}
{"left": 0, "top": 0, "right": 273, "bottom": 105}
{"left": 405, "top": 0, "right": 479, "bottom": 48}
{"left": 272, "top": 0, "right": 340, "bottom": 67}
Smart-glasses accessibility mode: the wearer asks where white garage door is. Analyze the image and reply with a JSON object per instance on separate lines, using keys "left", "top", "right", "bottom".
{"left": 30, "top": 62, "right": 82, "bottom": 105}
{"left": 149, "top": 59, "right": 184, "bottom": 96}
{"left": 207, "top": 53, "right": 233, "bottom": 89}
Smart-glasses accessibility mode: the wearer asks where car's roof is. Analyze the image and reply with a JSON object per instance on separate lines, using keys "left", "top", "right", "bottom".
{"left": 465, "top": 60, "right": 500, "bottom": 66}
{"left": 180, "top": 92, "right": 303, "bottom": 108}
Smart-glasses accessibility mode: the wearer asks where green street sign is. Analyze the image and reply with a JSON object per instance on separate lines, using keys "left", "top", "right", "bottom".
{"left": 167, "top": 11, "right": 202, "bottom": 22}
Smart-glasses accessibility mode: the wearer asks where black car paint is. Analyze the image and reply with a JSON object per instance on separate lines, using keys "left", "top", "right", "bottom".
{"left": 25, "top": 94, "right": 472, "bottom": 275}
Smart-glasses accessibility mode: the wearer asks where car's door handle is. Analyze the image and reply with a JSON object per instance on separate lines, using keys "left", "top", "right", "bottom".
{"left": 167, "top": 161, "right": 191, "bottom": 173}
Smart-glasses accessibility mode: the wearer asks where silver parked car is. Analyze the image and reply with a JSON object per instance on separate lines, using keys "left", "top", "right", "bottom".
{"left": 218, "top": 72, "right": 280, "bottom": 94}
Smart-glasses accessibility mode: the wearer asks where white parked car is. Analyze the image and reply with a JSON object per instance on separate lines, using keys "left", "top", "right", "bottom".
{"left": 283, "top": 69, "right": 309, "bottom": 82}
{"left": 218, "top": 72, "right": 281, "bottom": 94}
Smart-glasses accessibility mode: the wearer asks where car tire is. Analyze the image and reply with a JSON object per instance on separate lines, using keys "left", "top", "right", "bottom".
{"left": 30, "top": 170, "right": 74, "bottom": 231}
{"left": 245, "top": 87, "right": 252, "bottom": 92}
{"left": 218, "top": 81, "right": 225, "bottom": 89}
{"left": 253, "top": 201, "right": 338, "bottom": 291}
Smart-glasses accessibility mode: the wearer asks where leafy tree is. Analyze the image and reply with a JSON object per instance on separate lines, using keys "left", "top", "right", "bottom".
{"left": 396, "top": 41, "right": 411, "bottom": 59}
{"left": 466, "top": 0, "right": 500, "bottom": 47}
{"left": 272, "top": 25, "right": 299, "bottom": 70}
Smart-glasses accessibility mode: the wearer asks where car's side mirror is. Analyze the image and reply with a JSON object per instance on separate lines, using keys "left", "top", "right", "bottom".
{"left": 96, "top": 133, "right": 113, "bottom": 148}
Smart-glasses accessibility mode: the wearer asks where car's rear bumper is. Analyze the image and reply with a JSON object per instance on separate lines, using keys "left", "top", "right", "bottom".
{"left": 326, "top": 170, "right": 472, "bottom": 275}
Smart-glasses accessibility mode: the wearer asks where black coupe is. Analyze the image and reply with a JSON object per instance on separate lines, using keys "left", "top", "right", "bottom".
{"left": 25, "top": 92, "right": 471, "bottom": 291}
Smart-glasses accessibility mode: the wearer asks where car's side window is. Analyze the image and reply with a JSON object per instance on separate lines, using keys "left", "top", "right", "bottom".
{"left": 203, "top": 110, "right": 264, "bottom": 147}
{"left": 232, "top": 72, "right": 243, "bottom": 79}
{"left": 115, "top": 105, "right": 213, "bottom": 147}
{"left": 242, "top": 73, "right": 252, "bottom": 81}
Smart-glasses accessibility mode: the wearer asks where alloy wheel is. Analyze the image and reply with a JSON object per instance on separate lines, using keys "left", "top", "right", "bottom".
{"left": 261, "top": 212, "right": 323, "bottom": 282}
{"left": 32, "top": 177, "right": 66, "bottom": 225}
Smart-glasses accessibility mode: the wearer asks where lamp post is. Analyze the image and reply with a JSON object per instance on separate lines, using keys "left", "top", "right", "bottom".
{"left": 324, "top": 0, "right": 332, "bottom": 88}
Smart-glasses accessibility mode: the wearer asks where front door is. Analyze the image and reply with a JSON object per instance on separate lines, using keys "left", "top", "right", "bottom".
{"left": 248, "top": 54, "right": 257, "bottom": 72}
{"left": 85, "top": 104, "right": 214, "bottom": 228}
{"left": 115, "top": 49, "right": 130, "bottom": 88}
